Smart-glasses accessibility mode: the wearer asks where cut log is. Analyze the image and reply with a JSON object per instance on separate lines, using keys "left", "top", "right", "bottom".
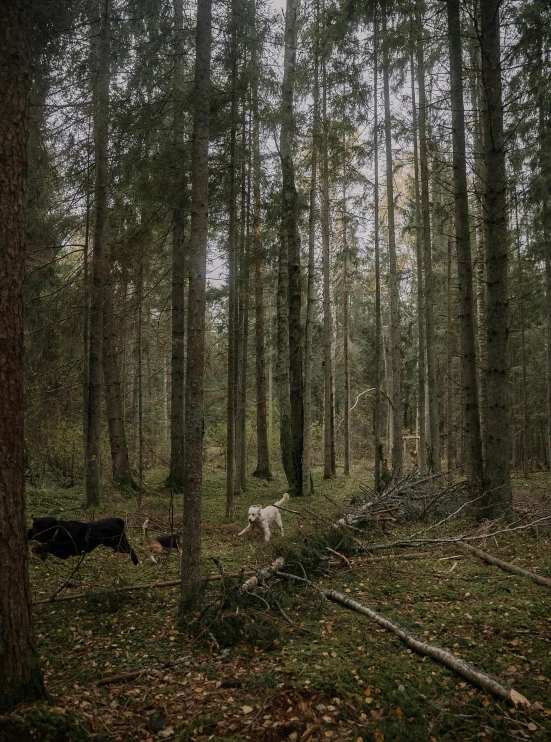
{"left": 323, "top": 589, "right": 530, "bottom": 709}
{"left": 457, "top": 541, "right": 551, "bottom": 589}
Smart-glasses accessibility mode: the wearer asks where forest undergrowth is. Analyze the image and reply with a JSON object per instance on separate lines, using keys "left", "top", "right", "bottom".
{"left": 2, "top": 466, "right": 551, "bottom": 742}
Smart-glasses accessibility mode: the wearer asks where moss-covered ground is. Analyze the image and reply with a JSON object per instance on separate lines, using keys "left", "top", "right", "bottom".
{"left": 3, "top": 465, "right": 551, "bottom": 741}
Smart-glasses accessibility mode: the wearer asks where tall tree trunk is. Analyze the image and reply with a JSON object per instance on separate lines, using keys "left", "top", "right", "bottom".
{"left": 321, "top": 57, "right": 336, "bottom": 478}
{"left": 416, "top": 1, "right": 440, "bottom": 474}
{"left": 342, "top": 172, "right": 351, "bottom": 476}
{"left": 85, "top": 0, "right": 111, "bottom": 508}
{"left": 169, "top": 0, "right": 187, "bottom": 492}
{"left": 382, "top": 1, "right": 403, "bottom": 475}
{"left": 0, "top": 0, "right": 47, "bottom": 711}
{"left": 447, "top": 0, "right": 483, "bottom": 486}
{"left": 180, "top": 0, "right": 212, "bottom": 609}
{"left": 103, "top": 244, "right": 136, "bottom": 489}
{"left": 280, "top": 0, "right": 303, "bottom": 492}
{"left": 479, "top": 0, "right": 511, "bottom": 515}
{"left": 470, "top": 37, "right": 488, "bottom": 464}
{"left": 136, "top": 253, "right": 144, "bottom": 509}
{"left": 302, "top": 10, "right": 319, "bottom": 496}
{"left": 410, "top": 52, "right": 427, "bottom": 475}
{"left": 446, "top": 223, "right": 455, "bottom": 471}
{"left": 251, "top": 0, "right": 271, "bottom": 482}
{"left": 226, "top": 0, "right": 238, "bottom": 514}
{"left": 373, "top": 13, "right": 382, "bottom": 492}
{"left": 83, "top": 115, "right": 92, "bottom": 462}
{"left": 514, "top": 194, "right": 529, "bottom": 478}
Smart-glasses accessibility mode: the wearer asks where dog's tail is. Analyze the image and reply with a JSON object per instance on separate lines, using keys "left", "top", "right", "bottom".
{"left": 130, "top": 549, "right": 139, "bottom": 566}
{"left": 274, "top": 492, "right": 289, "bottom": 508}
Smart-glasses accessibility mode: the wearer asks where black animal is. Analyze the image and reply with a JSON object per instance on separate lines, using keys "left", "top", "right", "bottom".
{"left": 28, "top": 516, "right": 139, "bottom": 565}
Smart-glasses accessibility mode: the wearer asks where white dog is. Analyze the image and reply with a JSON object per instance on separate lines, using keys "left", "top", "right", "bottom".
{"left": 237, "top": 493, "right": 289, "bottom": 542}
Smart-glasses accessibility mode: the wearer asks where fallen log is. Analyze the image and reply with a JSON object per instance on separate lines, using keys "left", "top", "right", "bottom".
{"left": 457, "top": 541, "right": 551, "bottom": 589}
{"left": 323, "top": 589, "right": 530, "bottom": 709}
{"left": 34, "top": 570, "right": 256, "bottom": 605}
{"left": 241, "top": 557, "right": 285, "bottom": 592}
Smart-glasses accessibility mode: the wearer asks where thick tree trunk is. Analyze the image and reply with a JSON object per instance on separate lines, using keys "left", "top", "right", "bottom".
{"left": 302, "top": 13, "right": 319, "bottom": 496}
{"left": 410, "top": 54, "right": 427, "bottom": 475}
{"left": 382, "top": 2, "right": 403, "bottom": 475}
{"left": 85, "top": 0, "right": 111, "bottom": 508}
{"left": 180, "top": 0, "right": 212, "bottom": 609}
{"left": 479, "top": 0, "right": 511, "bottom": 515}
{"left": 169, "top": 0, "right": 187, "bottom": 493}
{"left": 0, "top": 0, "right": 47, "bottom": 711}
{"left": 226, "top": 0, "right": 238, "bottom": 514}
{"left": 321, "top": 58, "right": 336, "bottom": 479}
{"left": 251, "top": 0, "right": 271, "bottom": 482}
{"left": 103, "top": 244, "right": 136, "bottom": 490}
{"left": 416, "top": 2, "right": 440, "bottom": 474}
{"left": 447, "top": 0, "right": 483, "bottom": 486}
{"left": 280, "top": 0, "right": 303, "bottom": 492}
{"left": 373, "top": 17, "right": 382, "bottom": 492}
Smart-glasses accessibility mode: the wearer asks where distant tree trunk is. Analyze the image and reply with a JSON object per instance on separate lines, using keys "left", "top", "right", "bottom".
{"left": 280, "top": 0, "right": 303, "bottom": 492}
{"left": 226, "top": 0, "right": 238, "bottom": 514}
{"left": 373, "top": 14, "right": 382, "bottom": 493}
{"left": 136, "top": 253, "right": 144, "bottom": 508}
{"left": 85, "top": 0, "right": 111, "bottom": 508}
{"left": 342, "top": 173, "right": 351, "bottom": 476}
{"left": 169, "top": 0, "right": 187, "bottom": 493}
{"left": 410, "top": 53, "right": 427, "bottom": 476}
{"left": 83, "top": 116, "right": 92, "bottom": 460}
{"left": 382, "top": 1, "right": 403, "bottom": 475}
{"left": 0, "top": 0, "right": 47, "bottom": 711}
{"left": 446, "top": 224, "right": 454, "bottom": 471}
{"left": 302, "top": 13, "right": 319, "bottom": 496}
{"left": 416, "top": 2, "right": 440, "bottom": 474}
{"left": 180, "top": 0, "right": 212, "bottom": 609}
{"left": 251, "top": 0, "right": 271, "bottom": 482}
{"left": 479, "top": 0, "right": 511, "bottom": 515}
{"left": 447, "top": 0, "right": 483, "bottom": 486}
{"left": 321, "top": 57, "right": 336, "bottom": 478}
{"left": 103, "top": 244, "right": 136, "bottom": 490}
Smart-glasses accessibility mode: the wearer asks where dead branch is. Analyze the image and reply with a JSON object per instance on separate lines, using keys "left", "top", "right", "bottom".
{"left": 457, "top": 541, "right": 551, "bottom": 589}
{"left": 241, "top": 557, "right": 285, "bottom": 592}
{"left": 325, "top": 546, "right": 351, "bottom": 566}
{"left": 323, "top": 589, "right": 531, "bottom": 709}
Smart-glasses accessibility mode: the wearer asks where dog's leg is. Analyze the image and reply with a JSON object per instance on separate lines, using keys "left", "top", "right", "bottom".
{"left": 275, "top": 512, "right": 284, "bottom": 537}
{"left": 238, "top": 524, "right": 251, "bottom": 537}
{"left": 149, "top": 555, "right": 158, "bottom": 564}
{"left": 261, "top": 522, "right": 271, "bottom": 542}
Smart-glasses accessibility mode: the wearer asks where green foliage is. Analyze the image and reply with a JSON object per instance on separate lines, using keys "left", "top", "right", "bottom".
{"left": 0, "top": 705, "right": 90, "bottom": 742}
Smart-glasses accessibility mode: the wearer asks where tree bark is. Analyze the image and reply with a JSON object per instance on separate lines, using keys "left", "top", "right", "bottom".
{"left": 103, "top": 243, "right": 136, "bottom": 490}
{"left": 382, "top": 1, "right": 403, "bottom": 475}
{"left": 447, "top": 0, "right": 483, "bottom": 486}
{"left": 180, "top": 0, "right": 212, "bottom": 610}
{"left": 410, "top": 53, "right": 427, "bottom": 475}
{"left": 373, "top": 16, "right": 382, "bottom": 492}
{"left": 302, "top": 8, "right": 319, "bottom": 496}
{"left": 479, "top": 0, "right": 511, "bottom": 515}
{"left": 321, "top": 57, "right": 336, "bottom": 479}
{"left": 0, "top": 0, "right": 47, "bottom": 711}
{"left": 514, "top": 195, "right": 529, "bottom": 478}
{"left": 280, "top": 0, "right": 303, "bottom": 492}
{"left": 169, "top": 0, "right": 187, "bottom": 493}
{"left": 251, "top": 0, "right": 271, "bottom": 482}
{"left": 342, "top": 172, "right": 350, "bottom": 476}
{"left": 85, "top": 0, "right": 111, "bottom": 508}
{"left": 226, "top": 0, "right": 239, "bottom": 514}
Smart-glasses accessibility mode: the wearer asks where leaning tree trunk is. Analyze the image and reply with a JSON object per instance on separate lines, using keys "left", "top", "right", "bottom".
{"left": 410, "top": 53, "right": 427, "bottom": 475}
{"left": 479, "top": 0, "right": 511, "bottom": 515}
{"left": 0, "top": 0, "right": 47, "bottom": 711}
{"left": 103, "top": 243, "right": 136, "bottom": 490}
{"left": 226, "top": 0, "right": 239, "bottom": 514}
{"left": 251, "top": 0, "right": 271, "bottom": 481}
{"left": 382, "top": 1, "right": 403, "bottom": 475}
{"left": 180, "top": 0, "right": 212, "bottom": 610}
{"left": 416, "top": 2, "right": 440, "bottom": 474}
{"left": 85, "top": 0, "right": 111, "bottom": 508}
{"left": 373, "top": 15, "right": 383, "bottom": 492}
{"left": 280, "top": 0, "right": 303, "bottom": 492}
{"left": 321, "top": 57, "right": 336, "bottom": 479}
{"left": 446, "top": 0, "right": 483, "bottom": 486}
{"left": 169, "top": 0, "right": 187, "bottom": 493}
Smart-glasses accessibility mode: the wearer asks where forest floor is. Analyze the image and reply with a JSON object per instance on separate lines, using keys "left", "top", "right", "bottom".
{"left": 2, "top": 464, "right": 551, "bottom": 742}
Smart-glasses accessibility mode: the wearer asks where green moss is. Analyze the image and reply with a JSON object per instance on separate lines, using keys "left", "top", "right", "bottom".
{"left": 0, "top": 705, "right": 90, "bottom": 742}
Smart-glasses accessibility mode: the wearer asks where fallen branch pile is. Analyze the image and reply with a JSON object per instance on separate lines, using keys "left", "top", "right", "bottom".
{"left": 337, "top": 470, "right": 472, "bottom": 529}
